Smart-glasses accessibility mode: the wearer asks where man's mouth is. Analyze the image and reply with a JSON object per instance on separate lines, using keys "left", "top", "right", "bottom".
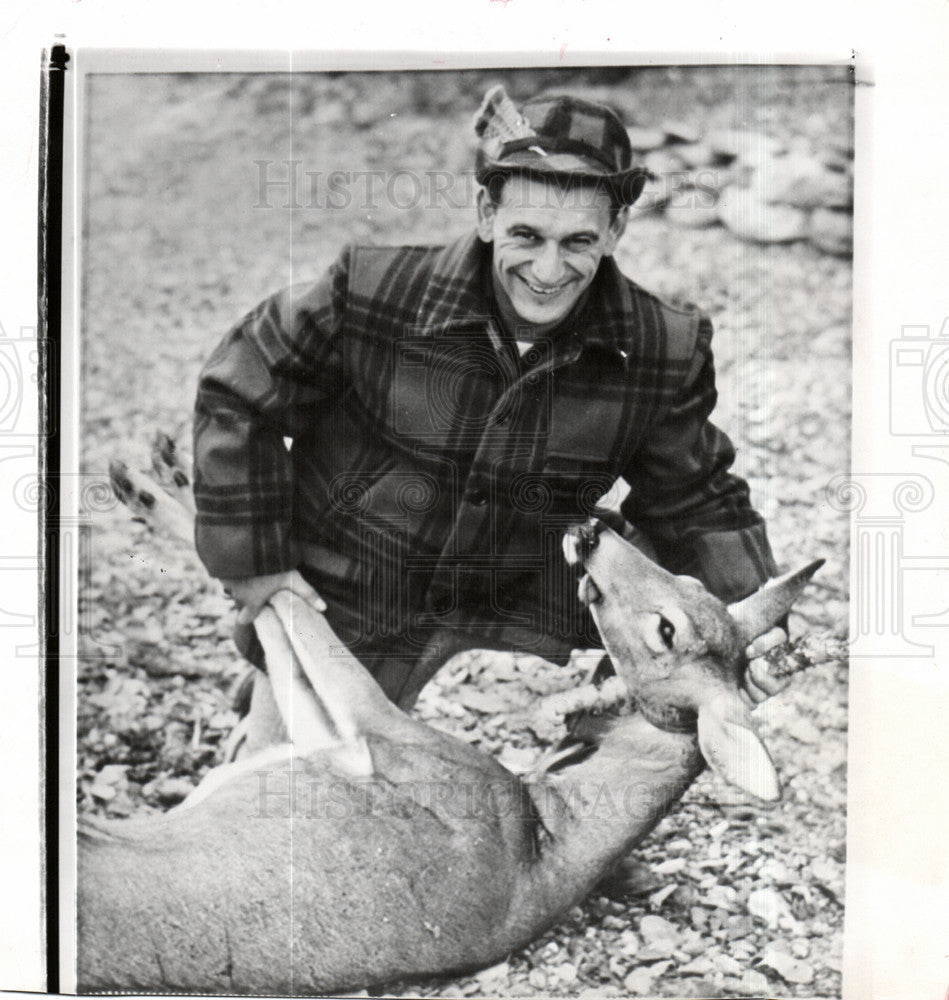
{"left": 518, "top": 275, "right": 571, "bottom": 297}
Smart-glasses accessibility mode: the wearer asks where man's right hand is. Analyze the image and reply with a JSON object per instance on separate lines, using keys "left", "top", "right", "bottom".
{"left": 220, "top": 570, "right": 327, "bottom": 626}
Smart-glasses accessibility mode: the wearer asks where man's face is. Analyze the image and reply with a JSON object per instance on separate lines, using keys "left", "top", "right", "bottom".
{"left": 477, "top": 174, "right": 627, "bottom": 328}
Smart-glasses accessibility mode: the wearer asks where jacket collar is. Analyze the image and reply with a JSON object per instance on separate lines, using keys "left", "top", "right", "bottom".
{"left": 414, "top": 230, "right": 636, "bottom": 362}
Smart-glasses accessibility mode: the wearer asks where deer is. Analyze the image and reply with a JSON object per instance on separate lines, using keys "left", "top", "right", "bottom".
{"left": 76, "top": 442, "right": 824, "bottom": 994}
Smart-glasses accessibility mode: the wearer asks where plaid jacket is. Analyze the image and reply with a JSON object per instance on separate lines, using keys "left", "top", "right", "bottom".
{"left": 194, "top": 231, "right": 776, "bottom": 650}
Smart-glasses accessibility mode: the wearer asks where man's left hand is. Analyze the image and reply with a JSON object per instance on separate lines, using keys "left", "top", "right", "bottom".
{"left": 742, "top": 626, "right": 789, "bottom": 706}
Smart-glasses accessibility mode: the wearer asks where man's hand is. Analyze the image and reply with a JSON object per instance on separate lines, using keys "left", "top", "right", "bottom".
{"left": 742, "top": 626, "right": 789, "bottom": 706}
{"left": 220, "top": 570, "right": 327, "bottom": 626}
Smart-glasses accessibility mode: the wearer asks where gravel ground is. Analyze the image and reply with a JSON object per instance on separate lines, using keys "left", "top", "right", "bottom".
{"left": 78, "top": 66, "right": 852, "bottom": 998}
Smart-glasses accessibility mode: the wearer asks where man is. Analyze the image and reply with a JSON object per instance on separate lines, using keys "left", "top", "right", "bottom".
{"left": 193, "top": 87, "right": 784, "bottom": 717}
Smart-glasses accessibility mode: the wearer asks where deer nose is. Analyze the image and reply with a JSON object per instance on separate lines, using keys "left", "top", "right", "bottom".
{"left": 577, "top": 574, "right": 602, "bottom": 606}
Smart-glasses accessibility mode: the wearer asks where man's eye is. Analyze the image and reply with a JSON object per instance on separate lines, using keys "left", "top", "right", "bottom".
{"left": 512, "top": 230, "right": 537, "bottom": 242}
{"left": 566, "top": 237, "right": 595, "bottom": 251}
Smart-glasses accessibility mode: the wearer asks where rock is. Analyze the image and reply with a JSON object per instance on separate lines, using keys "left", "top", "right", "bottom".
{"left": 527, "top": 968, "right": 547, "bottom": 990}
{"left": 643, "top": 147, "right": 687, "bottom": 176}
{"left": 809, "top": 207, "right": 853, "bottom": 256}
{"left": 827, "top": 131, "right": 855, "bottom": 160}
{"left": 554, "top": 961, "right": 577, "bottom": 984}
{"left": 709, "top": 819, "right": 730, "bottom": 839}
{"left": 626, "top": 125, "right": 666, "bottom": 152}
{"left": 708, "top": 128, "right": 786, "bottom": 163}
{"left": 618, "top": 930, "right": 640, "bottom": 957}
{"left": 760, "top": 943, "right": 815, "bottom": 984}
{"left": 753, "top": 151, "right": 852, "bottom": 210}
{"left": 648, "top": 883, "right": 678, "bottom": 909}
{"left": 714, "top": 952, "right": 744, "bottom": 976}
{"left": 690, "top": 905, "right": 709, "bottom": 928}
{"left": 144, "top": 774, "right": 196, "bottom": 805}
{"left": 623, "top": 961, "right": 671, "bottom": 994}
{"left": 784, "top": 712, "right": 823, "bottom": 744}
{"left": 496, "top": 745, "right": 537, "bottom": 774}
{"left": 455, "top": 688, "right": 516, "bottom": 715}
{"left": 664, "top": 192, "right": 719, "bottom": 229}
{"left": 662, "top": 119, "right": 702, "bottom": 144}
{"left": 702, "top": 883, "right": 739, "bottom": 911}
{"left": 735, "top": 969, "right": 771, "bottom": 996}
{"left": 747, "top": 886, "right": 791, "bottom": 929}
{"left": 678, "top": 955, "right": 714, "bottom": 975}
{"left": 718, "top": 186, "right": 808, "bottom": 243}
{"left": 90, "top": 763, "right": 129, "bottom": 801}
{"left": 637, "top": 914, "right": 680, "bottom": 958}
{"left": 674, "top": 142, "right": 715, "bottom": 168}
{"left": 792, "top": 937, "right": 811, "bottom": 959}
{"left": 476, "top": 960, "right": 509, "bottom": 988}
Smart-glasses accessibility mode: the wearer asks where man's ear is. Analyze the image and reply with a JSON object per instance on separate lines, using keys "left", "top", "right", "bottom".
{"left": 603, "top": 206, "right": 629, "bottom": 256}
{"left": 476, "top": 187, "right": 497, "bottom": 243}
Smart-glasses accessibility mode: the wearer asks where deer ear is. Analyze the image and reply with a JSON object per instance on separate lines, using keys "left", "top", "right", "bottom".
{"left": 727, "top": 559, "right": 824, "bottom": 647}
{"left": 697, "top": 693, "right": 780, "bottom": 802}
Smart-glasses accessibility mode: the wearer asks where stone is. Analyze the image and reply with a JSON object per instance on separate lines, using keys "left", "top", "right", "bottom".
{"left": 623, "top": 961, "right": 671, "bottom": 994}
{"left": 735, "top": 969, "right": 771, "bottom": 996}
{"left": 809, "top": 207, "right": 853, "bottom": 256}
{"left": 718, "top": 186, "right": 808, "bottom": 243}
{"left": 754, "top": 151, "right": 853, "bottom": 210}
{"left": 626, "top": 125, "right": 666, "bottom": 151}
{"left": 527, "top": 968, "right": 547, "bottom": 990}
{"left": 664, "top": 192, "right": 719, "bottom": 229}
{"left": 747, "top": 886, "right": 791, "bottom": 929}
{"left": 708, "top": 128, "right": 786, "bottom": 163}
{"left": 760, "top": 943, "right": 815, "bottom": 984}
{"left": 637, "top": 914, "right": 680, "bottom": 958}
{"left": 643, "top": 147, "right": 687, "bottom": 176}
{"left": 662, "top": 119, "right": 702, "bottom": 144}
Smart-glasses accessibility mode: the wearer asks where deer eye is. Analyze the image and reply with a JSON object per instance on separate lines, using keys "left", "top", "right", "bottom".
{"left": 658, "top": 616, "right": 676, "bottom": 650}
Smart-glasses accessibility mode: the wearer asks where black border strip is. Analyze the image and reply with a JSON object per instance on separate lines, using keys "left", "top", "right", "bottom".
{"left": 40, "top": 42, "right": 68, "bottom": 995}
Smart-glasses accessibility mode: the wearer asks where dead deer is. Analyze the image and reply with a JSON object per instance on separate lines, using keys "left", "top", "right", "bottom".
{"left": 77, "top": 450, "right": 822, "bottom": 993}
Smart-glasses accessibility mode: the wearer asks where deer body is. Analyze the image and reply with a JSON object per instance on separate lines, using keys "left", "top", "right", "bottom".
{"left": 78, "top": 457, "right": 820, "bottom": 993}
{"left": 79, "top": 656, "right": 702, "bottom": 993}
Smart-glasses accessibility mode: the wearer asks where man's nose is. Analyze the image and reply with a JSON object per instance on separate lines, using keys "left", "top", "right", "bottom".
{"left": 531, "top": 241, "right": 565, "bottom": 284}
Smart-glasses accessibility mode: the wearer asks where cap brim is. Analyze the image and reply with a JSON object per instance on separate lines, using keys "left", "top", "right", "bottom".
{"left": 476, "top": 158, "right": 651, "bottom": 207}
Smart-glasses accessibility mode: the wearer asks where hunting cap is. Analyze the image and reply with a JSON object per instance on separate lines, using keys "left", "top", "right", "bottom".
{"left": 474, "top": 86, "right": 651, "bottom": 207}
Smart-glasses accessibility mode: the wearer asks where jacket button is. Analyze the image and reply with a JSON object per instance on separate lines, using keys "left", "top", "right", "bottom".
{"left": 468, "top": 487, "right": 487, "bottom": 506}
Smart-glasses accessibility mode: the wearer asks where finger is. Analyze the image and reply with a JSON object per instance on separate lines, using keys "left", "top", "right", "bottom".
{"left": 748, "top": 656, "right": 790, "bottom": 697}
{"left": 739, "top": 687, "right": 756, "bottom": 710}
{"left": 236, "top": 598, "right": 265, "bottom": 627}
{"left": 743, "top": 674, "right": 770, "bottom": 705}
{"left": 291, "top": 575, "right": 327, "bottom": 613}
{"left": 745, "top": 626, "right": 788, "bottom": 660}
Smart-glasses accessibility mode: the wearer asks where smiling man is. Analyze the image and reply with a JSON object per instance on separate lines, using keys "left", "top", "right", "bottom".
{"left": 193, "top": 88, "right": 783, "bottom": 722}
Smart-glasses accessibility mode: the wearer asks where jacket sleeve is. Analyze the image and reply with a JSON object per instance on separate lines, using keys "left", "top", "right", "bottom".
{"left": 619, "top": 310, "right": 778, "bottom": 603}
{"left": 192, "top": 248, "right": 351, "bottom": 579}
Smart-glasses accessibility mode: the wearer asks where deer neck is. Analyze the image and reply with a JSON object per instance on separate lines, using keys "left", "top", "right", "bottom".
{"left": 508, "top": 713, "right": 704, "bottom": 936}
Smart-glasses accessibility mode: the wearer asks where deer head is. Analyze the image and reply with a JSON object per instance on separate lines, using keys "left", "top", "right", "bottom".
{"left": 563, "top": 519, "right": 823, "bottom": 802}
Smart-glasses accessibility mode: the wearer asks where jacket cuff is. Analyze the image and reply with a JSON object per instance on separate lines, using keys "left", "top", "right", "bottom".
{"left": 194, "top": 521, "right": 301, "bottom": 580}
{"left": 691, "top": 524, "right": 778, "bottom": 604}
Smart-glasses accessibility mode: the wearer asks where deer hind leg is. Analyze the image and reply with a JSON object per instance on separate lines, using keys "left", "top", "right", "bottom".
{"left": 150, "top": 431, "right": 196, "bottom": 513}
